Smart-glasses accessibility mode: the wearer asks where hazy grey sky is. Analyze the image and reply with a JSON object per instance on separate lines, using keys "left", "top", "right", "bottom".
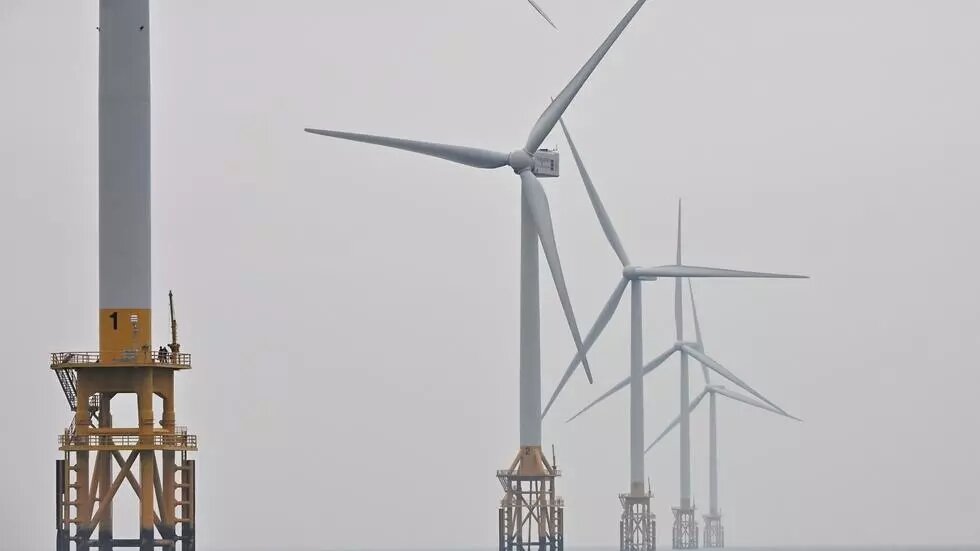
{"left": 3, "top": 1, "right": 980, "bottom": 549}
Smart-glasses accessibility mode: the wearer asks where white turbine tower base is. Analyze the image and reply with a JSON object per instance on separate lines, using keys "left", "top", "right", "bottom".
{"left": 549, "top": 122, "right": 806, "bottom": 551}
{"left": 306, "top": 2, "right": 654, "bottom": 551}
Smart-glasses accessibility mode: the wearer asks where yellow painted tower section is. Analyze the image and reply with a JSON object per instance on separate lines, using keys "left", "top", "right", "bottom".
{"left": 99, "top": 308, "right": 152, "bottom": 362}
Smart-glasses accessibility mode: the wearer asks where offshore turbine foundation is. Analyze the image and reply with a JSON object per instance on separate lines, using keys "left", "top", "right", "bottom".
{"left": 702, "top": 514, "right": 723, "bottom": 548}
{"left": 620, "top": 485, "right": 655, "bottom": 551}
{"left": 498, "top": 447, "right": 564, "bottom": 551}
{"left": 672, "top": 506, "right": 699, "bottom": 549}
{"left": 53, "top": 329, "right": 198, "bottom": 550}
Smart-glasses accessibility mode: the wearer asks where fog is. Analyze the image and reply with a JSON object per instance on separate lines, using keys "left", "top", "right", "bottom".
{"left": 2, "top": 1, "right": 979, "bottom": 548}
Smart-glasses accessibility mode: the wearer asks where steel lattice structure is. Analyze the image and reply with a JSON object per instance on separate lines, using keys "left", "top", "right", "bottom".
{"left": 498, "top": 448, "right": 563, "bottom": 551}
{"left": 703, "top": 515, "right": 724, "bottom": 548}
{"left": 620, "top": 493, "right": 655, "bottom": 551}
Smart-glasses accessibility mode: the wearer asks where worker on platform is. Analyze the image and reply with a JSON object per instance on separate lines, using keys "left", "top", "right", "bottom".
{"left": 158, "top": 345, "right": 169, "bottom": 363}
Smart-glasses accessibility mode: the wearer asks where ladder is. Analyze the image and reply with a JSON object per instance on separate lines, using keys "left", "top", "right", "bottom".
{"left": 54, "top": 363, "right": 99, "bottom": 432}
{"left": 54, "top": 366, "right": 78, "bottom": 411}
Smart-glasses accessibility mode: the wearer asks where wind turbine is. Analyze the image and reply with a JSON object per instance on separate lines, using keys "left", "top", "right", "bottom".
{"left": 527, "top": 0, "right": 558, "bottom": 29}
{"left": 647, "top": 280, "right": 801, "bottom": 548}
{"left": 548, "top": 119, "right": 807, "bottom": 551}
{"left": 305, "top": 1, "right": 653, "bottom": 549}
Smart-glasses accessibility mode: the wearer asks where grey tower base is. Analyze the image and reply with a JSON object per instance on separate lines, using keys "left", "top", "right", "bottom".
{"left": 620, "top": 494, "right": 655, "bottom": 551}
{"left": 672, "top": 507, "right": 699, "bottom": 549}
{"left": 703, "top": 515, "right": 724, "bottom": 548}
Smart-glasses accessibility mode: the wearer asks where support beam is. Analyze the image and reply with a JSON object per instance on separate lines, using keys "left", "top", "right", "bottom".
{"left": 89, "top": 451, "right": 138, "bottom": 529}
{"left": 75, "top": 452, "right": 92, "bottom": 550}
{"left": 140, "top": 451, "right": 156, "bottom": 550}
{"left": 57, "top": 459, "right": 70, "bottom": 551}
{"left": 97, "top": 400, "right": 113, "bottom": 550}
{"left": 162, "top": 450, "right": 177, "bottom": 550}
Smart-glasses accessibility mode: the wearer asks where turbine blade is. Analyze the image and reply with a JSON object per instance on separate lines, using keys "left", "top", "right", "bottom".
{"left": 642, "top": 344, "right": 680, "bottom": 375}
{"left": 632, "top": 265, "right": 809, "bottom": 279}
{"left": 567, "top": 345, "right": 678, "bottom": 422}
{"left": 527, "top": 0, "right": 558, "bottom": 29}
{"left": 689, "top": 280, "right": 704, "bottom": 347}
{"left": 676, "top": 199, "right": 683, "bottom": 265}
{"left": 520, "top": 171, "right": 593, "bottom": 383}
{"left": 304, "top": 128, "right": 510, "bottom": 170}
{"left": 675, "top": 273, "right": 683, "bottom": 341}
{"left": 681, "top": 344, "right": 786, "bottom": 414}
{"left": 688, "top": 279, "right": 710, "bottom": 384}
{"left": 674, "top": 200, "right": 683, "bottom": 340}
{"left": 713, "top": 386, "right": 802, "bottom": 422}
{"left": 558, "top": 117, "right": 630, "bottom": 267}
{"left": 645, "top": 389, "right": 708, "bottom": 453}
{"left": 524, "top": 0, "right": 651, "bottom": 152}
{"left": 543, "top": 277, "right": 629, "bottom": 418}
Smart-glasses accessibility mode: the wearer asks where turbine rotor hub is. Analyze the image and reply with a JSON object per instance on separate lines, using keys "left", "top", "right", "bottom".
{"left": 509, "top": 150, "right": 533, "bottom": 173}
{"left": 623, "top": 266, "right": 647, "bottom": 281}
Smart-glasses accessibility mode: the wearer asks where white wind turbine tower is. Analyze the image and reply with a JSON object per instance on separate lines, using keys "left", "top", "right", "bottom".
{"left": 305, "top": 1, "right": 654, "bottom": 549}
{"left": 545, "top": 120, "right": 807, "bottom": 551}
{"left": 647, "top": 279, "right": 802, "bottom": 548}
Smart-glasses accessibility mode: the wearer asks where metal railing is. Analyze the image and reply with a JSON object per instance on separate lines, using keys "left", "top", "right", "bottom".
{"left": 59, "top": 432, "right": 198, "bottom": 450}
{"left": 51, "top": 351, "right": 192, "bottom": 367}
{"left": 497, "top": 468, "right": 562, "bottom": 478}
{"left": 500, "top": 495, "right": 566, "bottom": 507}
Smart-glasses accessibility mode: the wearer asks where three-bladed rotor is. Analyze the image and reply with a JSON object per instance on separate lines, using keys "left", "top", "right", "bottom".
{"left": 645, "top": 384, "right": 802, "bottom": 453}
{"left": 565, "top": 272, "right": 802, "bottom": 426}
{"left": 645, "top": 283, "right": 802, "bottom": 453}
{"left": 307, "top": 0, "right": 657, "bottom": 392}
{"left": 542, "top": 118, "right": 807, "bottom": 418}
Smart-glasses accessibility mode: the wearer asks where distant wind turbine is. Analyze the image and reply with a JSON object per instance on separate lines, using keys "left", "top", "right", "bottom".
{"left": 647, "top": 280, "right": 802, "bottom": 547}
{"left": 564, "top": 253, "right": 802, "bottom": 547}
{"left": 548, "top": 117, "right": 806, "bottom": 551}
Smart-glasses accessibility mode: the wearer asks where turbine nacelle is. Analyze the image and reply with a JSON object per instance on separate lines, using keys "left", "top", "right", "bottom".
{"left": 622, "top": 265, "right": 664, "bottom": 281}
{"left": 509, "top": 149, "right": 559, "bottom": 178}
{"left": 532, "top": 149, "right": 560, "bottom": 178}
{"left": 622, "top": 265, "right": 707, "bottom": 281}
